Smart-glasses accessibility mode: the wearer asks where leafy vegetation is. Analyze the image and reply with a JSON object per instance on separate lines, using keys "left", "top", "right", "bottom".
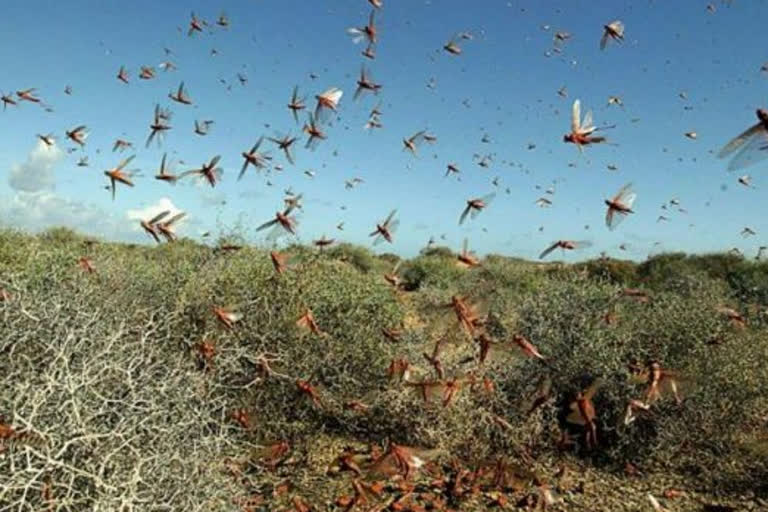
{"left": 1, "top": 228, "right": 766, "bottom": 510}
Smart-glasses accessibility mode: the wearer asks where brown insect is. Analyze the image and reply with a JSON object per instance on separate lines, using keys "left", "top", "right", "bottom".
{"left": 239, "top": 137, "right": 272, "bottom": 180}
{"left": 600, "top": 20, "right": 624, "bottom": 50}
{"left": 155, "top": 212, "right": 186, "bottom": 242}
{"left": 213, "top": 306, "right": 242, "bottom": 329}
{"left": 146, "top": 104, "right": 172, "bottom": 148}
{"left": 0, "top": 288, "right": 11, "bottom": 302}
{"left": 383, "top": 261, "right": 402, "bottom": 287}
{"left": 37, "top": 133, "right": 55, "bottom": 147}
{"left": 104, "top": 155, "right": 137, "bottom": 200}
{"left": 447, "top": 295, "right": 481, "bottom": 336}
{"left": 257, "top": 203, "right": 299, "bottom": 238}
{"left": 620, "top": 287, "right": 649, "bottom": 303}
{"left": 65, "top": 125, "right": 88, "bottom": 147}
{"left": 116, "top": 65, "right": 130, "bottom": 83}
{"left": 313, "top": 235, "right": 335, "bottom": 249}
{"left": 354, "top": 65, "right": 382, "bottom": 100}
{"left": 402, "top": 130, "right": 427, "bottom": 157}
{"left": 387, "top": 358, "right": 411, "bottom": 382}
{"left": 140, "top": 210, "right": 170, "bottom": 243}
{"left": 180, "top": 155, "right": 223, "bottom": 188}
{"left": 407, "top": 375, "right": 473, "bottom": 408}
{"left": 423, "top": 338, "right": 446, "bottom": 379}
{"left": 368, "top": 443, "right": 443, "bottom": 480}
{"left": 2, "top": 91, "right": 18, "bottom": 109}
{"left": 287, "top": 85, "right": 306, "bottom": 123}
{"left": 188, "top": 11, "right": 206, "bottom": 36}
{"left": 268, "top": 133, "right": 299, "bottom": 165}
{"left": 169, "top": 81, "right": 192, "bottom": 105}
{"left": 539, "top": 240, "right": 593, "bottom": 260}
{"left": 154, "top": 153, "right": 179, "bottom": 184}
{"left": 717, "top": 306, "right": 746, "bottom": 328}
{"left": 566, "top": 378, "right": 602, "bottom": 450}
{"left": 139, "top": 66, "right": 156, "bottom": 80}
{"left": 303, "top": 112, "right": 326, "bottom": 149}
{"left": 112, "top": 138, "right": 133, "bottom": 152}
{"left": 16, "top": 88, "right": 41, "bottom": 103}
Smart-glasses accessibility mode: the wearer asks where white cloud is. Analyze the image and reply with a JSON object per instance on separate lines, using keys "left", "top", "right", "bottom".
{"left": 8, "top": 140, "right": 64, "bottom": 192}
{"left": 0, "top": 190, "right": 132, "bottom": 239}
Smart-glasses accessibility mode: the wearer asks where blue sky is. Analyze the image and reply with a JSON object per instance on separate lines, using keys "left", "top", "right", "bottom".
{"left": 0, "top": 0, "right": 766, "bottom": 260}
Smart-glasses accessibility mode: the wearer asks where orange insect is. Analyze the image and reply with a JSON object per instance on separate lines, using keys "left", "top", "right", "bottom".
{"left": 387, "top": 358, "right": 411, "bottom": 382}
{"left": 296, "top": 379, "right": 323, "bottom": 408}
{"left": 347, "top": 10, "right": 377, "bottom": 45}
{"left": 447, "top": 295, "right": 481, "bottom": 336}
{"left": 566, "top": 378, "right": 602, "bottom": 450}
{"left": 459, "top": 193, "right": 495, "bottom": 225}
{"left": 605, "top": 183, "right": 637, "bottom": 230}
{"left": 314, "top": 87, "right": 343, "bottom": 123}
{"left": 370, "top": 209, "right": 399, "bottom": 244}
{"left": 197, "top": 339, "right": 216, "bottom": 371}
{"left": 78, "top": 257, "right": 96, "bottom": 274}
{"left": 231, "top": 408, "right": 250, "bottom": 429}
{"left": 270, "top": 251, "right": 290, "bottom": 274}
{"left": 383, "top": 261, "right": 402, "bottom": 287}
{"left": 296, "top": 309, "right": 325, "bottom": 336}
{"left": 564, "top": 99, "right": 614, "bottom": 150}
{"left": 368, "top": 443, "right": 443, "bottom": 481}
{"left": 104, "top": 155, "right": 137, "bottom": 200}
{"left": 456, "top": 238, "right": 480, "bottom": 268}
{"left": 213, "top": 306, "right": 242, "bottom": 329}
{"left": 407, "top": 375, "right": 472, "bottom": 408}
{"left": 630, "top": 361, "right": 685, "bottom": 405}
{"left": 717, "top": 306, "right": 746, "bottom": 328}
